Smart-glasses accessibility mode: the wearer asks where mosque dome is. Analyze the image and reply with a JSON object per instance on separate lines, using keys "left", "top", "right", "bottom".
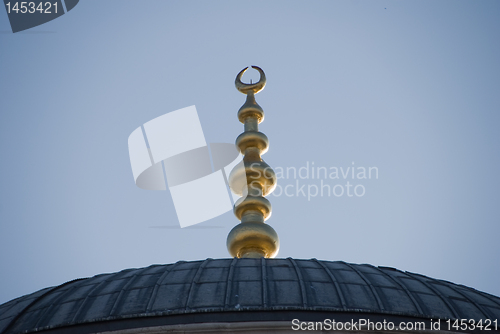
{"left": 1, "top": 258, "right": 499, "bottom": 333}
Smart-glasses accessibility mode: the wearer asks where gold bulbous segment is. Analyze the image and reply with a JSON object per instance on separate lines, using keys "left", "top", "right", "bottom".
{"left": 238, "top": 93, "right": 265, "bottom": 123}
{"left": 228, "top": 160, "right": 277, "bottom": 197}
{"left": 227, "top": 222, "right": 279, "bottom": 258}
{"left": 234, "top": 196, "right": 272, "bottom": 221}
{"left": 227, "top": 66, "right": 279, "bottom": 259}
{"left": 236, "top": 131, "right": 269, "bottom": 154}
{"left": 244, "top": 161, "right": 277, "bottom": 196}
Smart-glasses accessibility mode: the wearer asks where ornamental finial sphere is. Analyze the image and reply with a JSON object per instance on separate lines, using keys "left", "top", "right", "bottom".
{"left": 235, "top": 66, "right": 267, "bottom": 94}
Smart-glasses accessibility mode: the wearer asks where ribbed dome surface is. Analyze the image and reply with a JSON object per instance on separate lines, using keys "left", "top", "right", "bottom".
{"left": 1, "top": 258, "right": 499, "bottom": 334}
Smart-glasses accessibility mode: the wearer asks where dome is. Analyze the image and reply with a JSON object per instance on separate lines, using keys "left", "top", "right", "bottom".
{"left": 1, "top": 258, "right": 499, "bottom": 334}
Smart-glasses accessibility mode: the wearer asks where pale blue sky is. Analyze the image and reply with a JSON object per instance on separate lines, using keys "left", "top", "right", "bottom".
{"left": 1, "top": 1, "right": 499, "bottom": 305}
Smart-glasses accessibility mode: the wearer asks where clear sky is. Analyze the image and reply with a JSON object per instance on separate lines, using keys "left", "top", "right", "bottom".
{"left": 1, "top": 1, "right": 499, "bottom": 305}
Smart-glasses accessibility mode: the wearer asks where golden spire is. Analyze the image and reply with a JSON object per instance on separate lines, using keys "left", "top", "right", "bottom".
{"left": 227, "top": 66, "right": 279, "bottom": 258}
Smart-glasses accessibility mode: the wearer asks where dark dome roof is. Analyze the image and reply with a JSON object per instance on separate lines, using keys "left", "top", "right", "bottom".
{"left": 1, "top": 258, "right": 499, "bottom": 334}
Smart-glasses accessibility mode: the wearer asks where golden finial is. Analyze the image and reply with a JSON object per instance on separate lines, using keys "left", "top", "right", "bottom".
{"left": 227, "top": 66, "right": 279, "bottom": 258}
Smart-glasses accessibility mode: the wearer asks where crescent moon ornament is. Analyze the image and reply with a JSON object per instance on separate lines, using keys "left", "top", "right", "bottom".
{"left": 235, "top": 66, "right": 267, "bottom": 94}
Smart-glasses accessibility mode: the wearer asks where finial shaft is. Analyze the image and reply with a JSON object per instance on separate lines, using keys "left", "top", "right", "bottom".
{"left": 227, "top": 66, "right": 279, "bottom": 259}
